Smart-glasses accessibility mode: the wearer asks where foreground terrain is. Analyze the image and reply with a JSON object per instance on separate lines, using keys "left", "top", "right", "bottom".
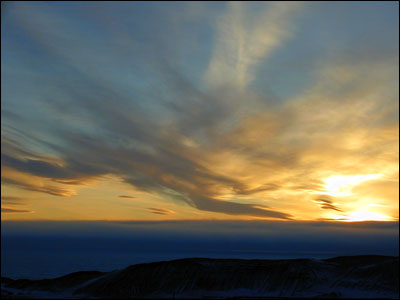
{"left": 1, "top": 255, "right": 398, "bottom": 299}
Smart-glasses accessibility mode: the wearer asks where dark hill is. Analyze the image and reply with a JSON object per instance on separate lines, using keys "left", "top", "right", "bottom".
{"left": 1, "top": 256, "right": 398, "bottom": 299}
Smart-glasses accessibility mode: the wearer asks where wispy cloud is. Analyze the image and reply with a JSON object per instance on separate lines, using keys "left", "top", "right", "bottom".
{"left": 313, "top": 195, "right": 342, "bottom": 212}
{"left": 1, "top": 196, "right": 26, "bottom": 206}
{"left": 2, "top": 167, "right": 76, "bottom": 197}
{"left": 1, "top": 2, "right": 398, "bottom": 220}
{"left": 148, "top": 207, "right": 175, "bottom": 215}
{"left": 1, "top": 207, "right": 34, "bottom": 214}
{"left": 205, "top": 2, "right": 303, "bottom": 90}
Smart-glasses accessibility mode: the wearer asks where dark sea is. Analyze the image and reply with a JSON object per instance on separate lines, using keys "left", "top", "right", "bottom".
{"left": 2, "top": 236, "right": 396, "bottom": 280}
{"left": 2, "top": 245, "right": 344, "bottom": 280}
{"left": 2, "top": 221, "right": 398, "bottom": 280}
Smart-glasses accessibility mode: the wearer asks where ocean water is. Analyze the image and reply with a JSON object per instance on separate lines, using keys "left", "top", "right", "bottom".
{"left": 2, "top": 247, "right": 342, "bottom": 280}
{"left": 2, "top": 221, "right": 398, "bottom": 280}
{"left": 1, "top": 234, "right": 349, "bottom": 280}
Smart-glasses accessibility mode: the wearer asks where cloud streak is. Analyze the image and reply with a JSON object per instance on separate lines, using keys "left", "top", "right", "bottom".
{"left": 205, "top": 2, "right": 303, "bottom": 90}
{"left": 1, "top": 196, "right": 26, "bottom": 206}
{"left": 1, "top": 207, "right": 34, "bottom": 214}
{"left": 148, "top": 207, "right": 175, "bottom": 215}
{"left": 313, "top": 195, "right": 342, "bottom": 212}
{"left": 1, "top": 2, "right": 398, "bottom": 220}
{"left": 1, "top": 166, "right": 76, "bottom": 197}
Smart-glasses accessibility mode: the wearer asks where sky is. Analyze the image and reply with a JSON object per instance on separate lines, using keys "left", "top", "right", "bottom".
{"left": 1, "top": 1, "right": 399, "bottom": 223}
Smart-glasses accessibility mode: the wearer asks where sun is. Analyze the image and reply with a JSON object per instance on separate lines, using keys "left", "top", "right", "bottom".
{"left": 321, "top": 174, "right": 382, "bottom": 196}
{"left": 328, "top": 211, "right": 394, "bottom": 222}
{"left": 343, "top": 211, "right": 393, "bottom": 222}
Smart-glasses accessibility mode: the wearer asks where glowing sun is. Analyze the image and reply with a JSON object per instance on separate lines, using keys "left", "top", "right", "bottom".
{"left": 344, "top": 211, "right": 393, "bottom": 222}
{"left": 321, "top": 174, "right": 382, "bottom": 196}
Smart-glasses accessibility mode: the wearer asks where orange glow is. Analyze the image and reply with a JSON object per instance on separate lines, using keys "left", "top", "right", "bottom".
{"left": 321, "top": 174, "right": 382, "bottom": 196}
{"left": 345, "top": 211, "right": 393, "bottom": 222}
{"left": 330, "top": 211, "right": 394, "bottom": 222}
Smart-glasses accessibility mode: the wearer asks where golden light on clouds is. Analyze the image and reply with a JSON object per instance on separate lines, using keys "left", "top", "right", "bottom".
{"left": 329, "top": 211, "right": 395, "bottom": 222}
{"left": 345, "top": 211, "right": 393, "bottom": 222}
{"left": 1, "top": 2, "right": 398, "bottom": 222}
{"left": 321, "top": 174, "right": 383, "bottom": 197}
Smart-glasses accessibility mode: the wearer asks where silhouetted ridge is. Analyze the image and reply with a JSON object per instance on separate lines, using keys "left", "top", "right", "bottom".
{"left": 3, "top": 271, "right": 106, "bottom": 292}
{"left": 1, "top": 256, "right": 398, "bottom": 299}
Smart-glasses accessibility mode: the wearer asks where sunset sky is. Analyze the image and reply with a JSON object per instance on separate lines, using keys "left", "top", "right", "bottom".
{"left": 1, "top": 1, "right": 399, "bottom": 222}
